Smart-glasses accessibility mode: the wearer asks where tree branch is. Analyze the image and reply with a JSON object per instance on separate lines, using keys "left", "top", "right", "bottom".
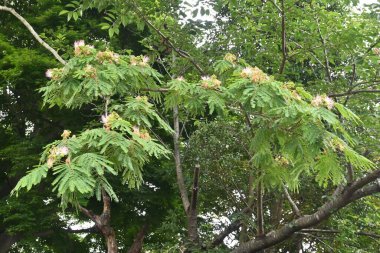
{"left": 329, "top": 89, "right": 380, "bottom": 98}
{"left": 300, "top": 228, "right": 380, "bottom": 239}
{"left": 173, "top": 106, "right": 190, "bottom": 214}
{"left": 187, "top": 164, "right": 201, "bottom": 244}
{"left": 282, "top": 184, "right": 301, "bottom": 217}
{"left": 78, "top": 205, "right": 97, "bottom": 223}
{"left": 209, "top": 203, "right": 255, "bottom": 248}
{"left": 0, "top": 5, "right": 66, "bottom": 65}
{"left": 256, "top": 179, "right": 265, "bottom": 237}
{"left": 232, "top": 168, "right": 380, "bottom": 253}
{"left": 131, "top": 3, "right": 205, "bottom": 75}
{"left": 316, "top": 17, "right": 332, "bottom": 82}
{"left": 64, "top": 226, "right": 99, "bottom": 234}
{"left": 278, "top": 0, "right": 287, "bottom": 74}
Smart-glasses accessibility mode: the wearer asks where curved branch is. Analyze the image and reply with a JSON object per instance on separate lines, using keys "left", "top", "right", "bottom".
{"left": 232, "top": 168, "right": 380, "bottom": 253}
{"left": 130, "top": 3, "right": 205, "bottom": 75}
{"left": 173, "top": 106, "right": 190, "bottom": 213}
{"left": 0, "top": 5, "right": 66, "bottom": 65}
{"left": 283, "top": 184, "right": 301, "bottom": 217}
{"left": 300, "top": 228, "right": 380, "bottom": 239}
{"left": 329, "top": 89, "right": 380, "bottom": 98}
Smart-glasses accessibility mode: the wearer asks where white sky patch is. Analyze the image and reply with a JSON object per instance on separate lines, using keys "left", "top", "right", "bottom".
{"left": 182, "top": 0, "right": 379, "bottom": 22}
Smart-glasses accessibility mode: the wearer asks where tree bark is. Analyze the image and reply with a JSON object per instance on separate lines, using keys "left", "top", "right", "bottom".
{"left": 256, "top": 179, "right": 264, "bottom": 237}
{"left": 79, "top": 190, "right": 118, "bottom": 253}
{"left": 127, "top": 224, "right": 148, "bottom": 253}
{"left": 187, "top": 164, "right": 200, "bottom": 247}
{"left": 239, "top": 173, "right": 255, "bottom": 243}
{"left": 0, "top": 6, "right": 66, "bottom": 65}
{"left": 232, "top": 169, "right": 380, "bottom": 253}
{"left": 0, "top": 233, "right": 21, "bottom": 253}
{"left": 173, "top": 106, "right": 190, "bottom": 214}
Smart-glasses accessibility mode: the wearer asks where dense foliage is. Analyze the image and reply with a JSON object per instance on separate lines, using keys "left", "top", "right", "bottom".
{"left": 1, "top": 0, "right": 379, "bottom": 252}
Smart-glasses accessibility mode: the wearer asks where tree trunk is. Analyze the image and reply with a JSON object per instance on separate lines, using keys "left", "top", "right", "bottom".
{"left": 0, "top": 233, "right": 21, "bottom": 253}
{"left": 104, "top": 227, "right": 117, "bottom": 253}
{"left": 79, "top": 190, "right": 118, "bottom": 253}
{"left": 187, "top": 164, "right": 200, "bottom": 245}
{"left": 127, "top": 224, "right": 148, "bottom": 253}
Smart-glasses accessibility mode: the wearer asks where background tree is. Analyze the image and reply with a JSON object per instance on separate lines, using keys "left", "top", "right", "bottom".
{"left": 1, "top": 0, "right": 379, "bottom": 252}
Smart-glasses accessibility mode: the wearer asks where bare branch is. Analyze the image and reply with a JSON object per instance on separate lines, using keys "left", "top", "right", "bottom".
{"left": 316, "top": 17, "right": 332, "bottom": 82}
{"left": 64, "top": 226, "right": 99, "bottom": 234}
{"left": 188, "top": 164, "right": 201, "bottom": 243}
{"left": 300, "top": 228, "right": 380, "bottom": 239}
{"left": 282, "top": 184, "right": 301, "bottom": 217}
{"left": 256, "top": 179, "right": 265, "bottom": 237}
{"left": 78, "top": 205, "right": 97, "bottom": 223}
{"left": 329, "top": 89, "right": 380, "bottom": 98}
{"left": 173, "top": 106, "right": 190, "bottom": 213}
{"left": 209, "top": 204, "right": 255, "bottom": 248}
{"left": 232, "top": 168, "right": 380, "bottom": 253}
{"left": 278, "top": 0, "right": 287, "bottom": 74}
{"left": 0, "top": 5, "right": 66, "bottom": 65}
{"left": 131, "top": 3, "right": 205, "bottom": 75}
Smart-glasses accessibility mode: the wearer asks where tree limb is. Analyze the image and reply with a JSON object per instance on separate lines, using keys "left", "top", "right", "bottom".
{"left": 131, "top": 3, "right": 205, "bottom": 75}
{"left": 173, "top": 106, "right": 190, "bottom": 214}
{"left": 300, "top": 228, "right": 380, "bottom": 239}
{"left": 316, "top": 17, "right": 332, "bottom": 82}
{"left": 209, "top": 203, "right": 255, "bottom": 248}
{"left": 329, "top": 89, "right": 380, "bottom": 98}
{"left": 0, "top": 5, "right": 66, "bottom": 65}
{"left": 282, "top": 184, "right": 301, "bottom": 217}
{"left": 187, "top": 164, "right": 201, "bottom": 244}
{"left": 278, "top": 0, "right": 287, "bottom": 74}
{"left": 232, "top": 168, "right": 380, "bottom": 253}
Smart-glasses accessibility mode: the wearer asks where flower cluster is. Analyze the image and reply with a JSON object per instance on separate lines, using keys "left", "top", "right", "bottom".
{"left": 275, "top": 156, "right": 290, "bottom": 166}
{"left": 61, "top": 130, "right": 71, "bottom": 139}
{"left": 45, "top": 68, "right": 63, "bottom": 80}
{"left": 240, "top": 66, "right": 269, "bottom": 83}
{"left": 47, "top": 146, "right": 70, "bottom": 168}
{"left": 96, "top": 50, "right": 120, "bottom": 64}
{"left": 200, "top": 75, "right": 222, "bottom": 89}
{"left": 74, "top": 40, "right": 94, "bottom": 56}
{"left": 83, "top": 64, "right": 97, "bottom": 78}
{"left": 311, "top": 95, "right": 335, "bottom": 110}
{"left": 132, "top": 126, "right": 151, "bottom": 140}
{"left": 176, "top": 76, "right": 185, "bottom": 82}
{"left": 101, "top": 112, "right": 121, "bottom": 131}
{"left": 130, "top": 55, "right": 150, "bottom": 67}
{"left": 135, "top": 95, "right": 149, "bottom": 103}
{"left": 224, "top": 53, "right": 237, "bottom": 63}
{"left": 329, "top": 139, "right": 346, "bottom": 152}
{"left": 291, "top": 90, "right": 302, "bottom": 101}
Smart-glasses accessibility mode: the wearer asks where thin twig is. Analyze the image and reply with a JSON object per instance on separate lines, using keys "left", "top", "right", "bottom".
{"left": 130, "top": 3, "right": 205, "bottom": 75}
{"left": 282, "top": 184, "right": 301, "bottom": 217}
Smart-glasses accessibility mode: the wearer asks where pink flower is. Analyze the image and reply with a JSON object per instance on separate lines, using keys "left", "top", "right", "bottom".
{"left": 101, "top": 115, "right": 108, "bottom": 124}
{"left": 324, "top": 96, "right": 335, "bottom": 110}
{"left": 132, "top": 126, "right": 140, "bottom": 135}
{"left": 74, "top": 40, "right": 85, "bottom": 48}
{"left": 47, "top": 157, "right": 54, "bottom": 168}
{"left": 45, "top": 69, "right": 53, "bottom": 79}
{"left": 176, "top": 76, "right": 185, "bottom": 81}
{"left": 142, "top": 56, "right": 150, "bottom": 64}
{"left": 241, "top": 67, "right": 254, "bottom": 78}
{"left": 58, "top": 146, "right": 69, "bottom": 156}
{"left": 311, "top": 95, "right": 323, "bottom": 107}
